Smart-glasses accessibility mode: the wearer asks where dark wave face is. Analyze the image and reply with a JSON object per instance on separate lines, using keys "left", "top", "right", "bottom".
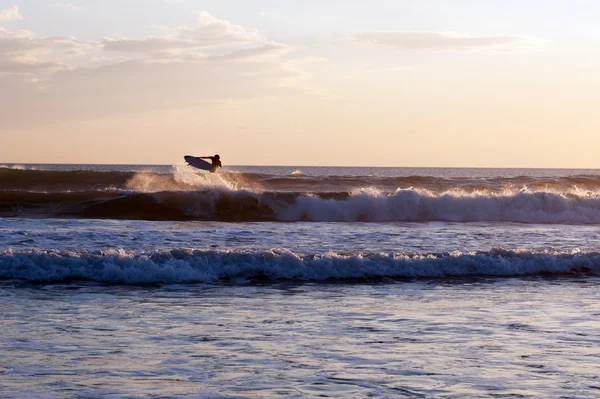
{"left": 2, "top": 167, "right": 600, "bottom": 223}
{"left": 5, "top": 167, "right": 600, "bottom": 193}
{"left": 0, "top": 168, "right": 197, "bottom": 192}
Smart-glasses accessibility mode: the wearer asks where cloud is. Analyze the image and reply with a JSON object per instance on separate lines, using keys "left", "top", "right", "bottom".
{"left": 0, "top": 27, "right": 100, "bottom": 76}
{"left": 205, "top": 43, "right": 291, "bottom": 62}
{"left": 194, "top": 10, "right": 262, "bottom": 43}
{"left": 0, "top": 57, "right": 302, "bottom": 129}
{"left": 53, "top": 3, "right": 85, "bottom": 12}
{"left": 0, "top": 11, "right": 309, "bottom": 129}
{"left": 102, "top": 10, "right": 264, "bottom": 57}
{"left": 0, "top": 28, "right": 63, "bottom": 75}
{"left": 0, "top": 5, "right": 22, "bottom": 21}
{"left": 352, "top": 31, "right": 545, "bottom": 52}
{"left": 102, "top": 37, "right": 199, "bottom": 53}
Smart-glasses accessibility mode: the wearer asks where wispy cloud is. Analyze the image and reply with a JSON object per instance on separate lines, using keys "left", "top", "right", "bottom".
{"left": 103, "top": 10, "right": 264, "bottom": 55}
{"left": 205, "top": 43, "right": 291, "bottom": 62}
{"left": 0, "top": 11, "right": 311, "bottom": 129}
{"left": 0, "top": 5, "right": 22, "bottom": 21}
{"left": 352, "top": 31, "right": 545, "bottom": 52}
{"left": 53, "top": 3, "right": 85, "bottom": 12}
{"left": 0, "top": 27, "right": 100, "bottom": 77}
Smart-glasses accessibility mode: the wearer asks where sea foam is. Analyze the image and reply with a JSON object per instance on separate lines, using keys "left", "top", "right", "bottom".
{"left": 3, "top": 187, "right": 600, "bottom": 223}
{"left": 274, "top": 188, "right": 600, "bottom": 224}
{"left": 0, "top": 248, "right": 596, "bottom": 284}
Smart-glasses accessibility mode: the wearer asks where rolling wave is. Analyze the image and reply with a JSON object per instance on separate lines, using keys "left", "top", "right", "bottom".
{"left": 4, "top": 167, "right": 600, "bottom": 193}
{"left": 0, "top": 248, "right": 596, "bottom": 284}
{"left": 2, "top": 188, "right": 600, "bottom": 223}
{"left": 3, "top": 167, "right": 600, "bottom": 223}
{"left": 0, "top": 167, "right": 240, "bottom": 192}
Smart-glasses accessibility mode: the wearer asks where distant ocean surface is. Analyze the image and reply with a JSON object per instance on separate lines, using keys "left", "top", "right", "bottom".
{"left": 1, "top": 163, "right": 599, "bottom": 398}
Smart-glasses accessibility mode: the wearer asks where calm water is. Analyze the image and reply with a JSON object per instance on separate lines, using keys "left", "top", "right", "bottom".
{"left": 1, "top": 163, "right": 600, "bottom": 398}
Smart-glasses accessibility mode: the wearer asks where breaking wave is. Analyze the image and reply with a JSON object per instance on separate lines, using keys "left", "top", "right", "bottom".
{"left": 3, "top": 167, "right": 600, "bottom": 223}
{"left": 5, "top": 167, "right": 600, "bottom": 193}
{"left": 0, "top": 165, "right": 251, "bottom": 192}
{"left": 2, "top": 188, "right": 600, "bottom": 223}
{"left": 0, "top": 248, "right": 596, "bottom": 284}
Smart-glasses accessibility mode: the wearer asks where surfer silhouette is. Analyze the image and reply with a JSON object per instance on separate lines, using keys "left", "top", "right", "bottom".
{"left": 200, "top": 154, "right": 221, "bottom": 172}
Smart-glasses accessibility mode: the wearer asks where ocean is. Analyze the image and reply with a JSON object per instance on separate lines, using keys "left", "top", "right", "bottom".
{"left": 1, "top": 163, "right": 599, "bottom": 398}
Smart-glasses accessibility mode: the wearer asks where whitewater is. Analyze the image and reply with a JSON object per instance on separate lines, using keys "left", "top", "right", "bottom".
{"left": 1, "top": 164, "right": 600, "bottom": 398}
{"left": 3, "top": 165, "right": 600, "bottom": 223}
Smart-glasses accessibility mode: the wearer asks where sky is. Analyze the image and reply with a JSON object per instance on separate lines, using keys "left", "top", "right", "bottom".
{"left": 1, "top": 0, "right": 600, "bottom": 167}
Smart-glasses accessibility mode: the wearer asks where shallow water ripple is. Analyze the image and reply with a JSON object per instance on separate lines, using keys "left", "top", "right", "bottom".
{"left": 1, "top": 279, "right": 599, "bottom": 398}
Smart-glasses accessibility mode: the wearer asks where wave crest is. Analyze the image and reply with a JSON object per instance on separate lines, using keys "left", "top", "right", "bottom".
{"left": 5, "top": 167, "right": 600, "bottom": 193}
{"left": 3, "top": 188, "right": 600, "bottom": 223}
{"left": 0, "top": 248, "right": 596, "bottom": 284}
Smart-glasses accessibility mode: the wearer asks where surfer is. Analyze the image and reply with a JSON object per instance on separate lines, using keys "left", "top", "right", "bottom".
{"left": 200, "top": 154, "right": 222, "bottom": 172}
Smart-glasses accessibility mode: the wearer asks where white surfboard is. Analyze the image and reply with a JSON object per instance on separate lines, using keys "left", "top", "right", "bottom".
{"left": 184, "top": 155, "right": 217, "bottom": 172}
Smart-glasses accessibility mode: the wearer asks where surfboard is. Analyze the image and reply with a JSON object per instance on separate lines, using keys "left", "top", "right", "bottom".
{"left": 184, "top": 155, "right": 216, "bottom": 172}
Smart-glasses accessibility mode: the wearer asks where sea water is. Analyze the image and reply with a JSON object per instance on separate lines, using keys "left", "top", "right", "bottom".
{"left": 1, "top": 164, "right": 599, "bottom": 398}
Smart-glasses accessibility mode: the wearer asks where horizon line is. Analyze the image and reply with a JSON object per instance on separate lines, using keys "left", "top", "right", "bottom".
{"left": 2, "top": 162, "right": 600, "bottom": 170}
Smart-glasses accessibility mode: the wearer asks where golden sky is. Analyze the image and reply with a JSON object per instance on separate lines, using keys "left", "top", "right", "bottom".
{"left": 1, "top": 1, "right": 600, "bottom": 167}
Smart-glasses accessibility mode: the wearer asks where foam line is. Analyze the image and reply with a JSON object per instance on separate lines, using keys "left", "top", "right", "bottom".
{"left": 0, "top": 248, "right": 596, "bottom": 284}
